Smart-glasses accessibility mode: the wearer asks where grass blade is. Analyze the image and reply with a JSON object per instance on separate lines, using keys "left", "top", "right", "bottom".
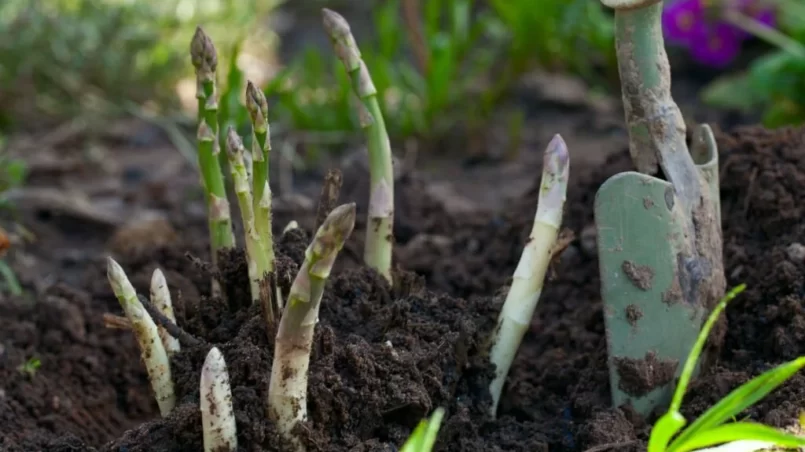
{"left": 673, "top": 422, "right": 805, "bottom": 452}
{"left": 669, "top": 356, "right": 805, "bottom": 450}
{"left": 401, "top": 408, "right": 446, "bottom": 452}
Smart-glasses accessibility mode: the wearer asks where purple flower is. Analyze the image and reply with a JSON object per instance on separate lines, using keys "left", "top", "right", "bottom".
{"left": 661, "top": 0, "right": 777, "bottom": 67}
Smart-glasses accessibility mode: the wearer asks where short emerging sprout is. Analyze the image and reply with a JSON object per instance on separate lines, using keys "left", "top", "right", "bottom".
{"left": 107, "top": 257, "right": 176, "bottom": 417}
{"left": 150, "top": 268, "right": 180, "bottom": 356}
{"left": 268, "top": 203, "right": 357, "bottom": 451}
{"left": 487, "top": 135, "right": 569, "bottom": 417}
{"left": 323, "top": 9, "right": 395, "bottom": 284}
{"left": 201, "top": 347, "right": 237, "bottom": 452}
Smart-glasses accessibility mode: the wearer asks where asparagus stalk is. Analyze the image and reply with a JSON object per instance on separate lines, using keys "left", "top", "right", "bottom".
{"left": 268, "top": 203, "right": 357, "bottom": 450}
{"left": 107, "top": 257, "right": 176, "bottom": 417}
{"left": 487, "top": 135, "right": 569, "bottom": 417}
{"left": 201, "top": 347, "right": 237, "bottom": 452}
{"left": 224, "top": 128, "right": 272, "bottom": 314}
{"left": 245, "top": 81, "right": 276, "bottom": 272}
{"left": 150, "top": 269, "right": 181, "bottom": 356}
{"left": 322, "top": 9, "right": 394, "bottom": 283}
{"left": 190, "top": 27, "right": 236, "bottom": 279}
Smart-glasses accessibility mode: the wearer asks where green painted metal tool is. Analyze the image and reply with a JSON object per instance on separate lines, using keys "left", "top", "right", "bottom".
{"left": 594, "top": 0, "right": 726, "bottom": 417}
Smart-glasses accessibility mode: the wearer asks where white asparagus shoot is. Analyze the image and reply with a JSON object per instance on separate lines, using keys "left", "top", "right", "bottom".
{"left": 322, "top": 9, "right": 395, "bottom": 283}
{"left": 201, "top": 347, "right": 238, "bottom": 452}
{"left": 107, "top": 257, "right": 176, "bottom": 417}
{"left": 225, "top": 127, "right": 273, "bottom": 313}
{"left": 283, "top": 220, "right": 299, "bottom": 234}
{"left": 487, "top": 134, "right": 570, "bottom": 417}
{"left": 150, "top": 268, "right": 180, "bottom": 356}
{"left": 268, "top": 203, "right": 357, "bottom": 451}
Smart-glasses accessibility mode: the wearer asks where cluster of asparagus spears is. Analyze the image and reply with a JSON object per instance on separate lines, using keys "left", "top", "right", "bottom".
{"left": 106, "top": 7, "right": 569, "bottom": 452}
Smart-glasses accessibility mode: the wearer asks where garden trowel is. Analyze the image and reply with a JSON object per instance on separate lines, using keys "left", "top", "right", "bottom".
{"left": 594, "top": 0, "right": 726, "bottom": 418}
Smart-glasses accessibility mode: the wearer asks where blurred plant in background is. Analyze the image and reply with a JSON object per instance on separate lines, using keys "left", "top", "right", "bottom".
{"left": 0, "top": 0, "right": 280, "bottom": 131}
{"left": 0, "top": 134, "right": 27, "bottom": 296}
{"left": 263, "top": 0, "right": 618, "bottom": 151}
{"left": 662, "top": 0, "right": 805, "bottom": 128}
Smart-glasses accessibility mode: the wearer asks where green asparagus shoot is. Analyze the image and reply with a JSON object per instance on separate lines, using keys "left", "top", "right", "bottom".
{"left": 224, "top": 127, "right": 274, "bottom": 315}
{"left": 246, "top": 81, "right": 276, "bottom": 274}
{"left": 648, "top": 284, "right": 805, "bottom": 452}
{"left": 150, "top": 268, "right": 180, "bottom": 356}
{"left": 107, "top": 257, "right": 176, "bottom": 417}
{"left": 322, "top": 9, "right": 395, "bottom": 283}
{"left": 268, "top": 203, "right": 357, "bottom": 451}
{"left": 201, "top": 347, "right": 237, "bottom": 452}
{"left": 190, "top": 27, "right": 236, "bottom": 288}
{"left": 400, "top": 408, "right": 446, "bottom": 452}
{"left": 487, "top": 134, "right": 569, "bottom": 417}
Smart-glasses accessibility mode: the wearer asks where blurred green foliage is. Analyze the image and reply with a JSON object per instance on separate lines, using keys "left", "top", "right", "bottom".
{"left": 702, "top": 0, "right": 805, "bottom": 128}
{"left": 0, "top": 0, "right": 279, "bottom": 130}
{"left": 0, "top": 134, "right": 26, "bottom": 296}
{"left": 263, "top": 0, "right": 617, "bottom": 146}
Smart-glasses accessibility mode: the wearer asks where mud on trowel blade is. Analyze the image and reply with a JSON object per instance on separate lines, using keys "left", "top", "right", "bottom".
{"left": 594, "top": 171, "right": 708, "bottom": 416}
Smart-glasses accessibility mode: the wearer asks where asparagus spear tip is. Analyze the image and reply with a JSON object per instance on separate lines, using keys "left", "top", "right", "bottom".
{"left": 150, "top": 268, "right": 181, "bottom": 356}
{"left": 191, "top": 27, "right": 217, "bottom": 79}
{"left": 201, "top": 346, "right": 237, "bottom": 452}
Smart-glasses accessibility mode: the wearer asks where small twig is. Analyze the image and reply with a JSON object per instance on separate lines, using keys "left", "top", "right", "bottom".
{"left": 315, "top": 169, "right": 344, "bottom": 230}
{"left": 137, "top": 294, "right": 203, "bottom": 347}
{"left": 103, "top": 313, "right": 131, "bottom": 329}
{"left": 582, "top": 440, "right": 638, "bottom": 452}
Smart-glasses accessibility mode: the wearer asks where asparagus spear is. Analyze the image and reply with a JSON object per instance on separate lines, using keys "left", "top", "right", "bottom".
{"left": 224, "top": 128, "right": 273, "bottom": 315}
{"left": 487, "top": 135, "right": 569, "bottom": 417}
{"left": 283, "top": 220, "right": 299, "bottom": 234}
{"left": 245, "top": 81, "right": 276, "bottom": 273}
{"left": 107, "top": 257, "right": 176, "bottom": 417}
{"left": 322, "top": 9, "right": 394, "bottom": 283}
{"left": 201, "top": 347, "right": 237, "bottom": 452}
{"left": 190, "top": 27, "right": 236, "bottom": 282}
{"left": 268, "top": 203, "right": 356, "bottom": 451}
{"left": 150, "top": 268, "right": 180, "bottom": 356}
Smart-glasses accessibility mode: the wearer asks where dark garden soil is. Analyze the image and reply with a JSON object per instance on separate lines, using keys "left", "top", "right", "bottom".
{"left": 1, "top": 62, "right": 803, "bottom": 451}
{"left": 2, "top": 121, "right": 803, "bottom": 452}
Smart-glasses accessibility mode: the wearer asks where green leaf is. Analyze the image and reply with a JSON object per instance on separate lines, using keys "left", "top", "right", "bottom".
{"left": 648, "top": 411, "right": 688, "bottom": 452}
{"left": 670, "top": 284, "right": 747, "bottom": 412}
{"left": 669, "top": 356, "right": 805, "bottom": 450}
{"left": 647, "top": 285, "right": 745, "bottom": 452}
{"left": 673, "top": 422, "right": 805, "bottom": 452}
{"left": 400, "top": 408, "right": 446, "bottom": 452}
{"left": 700, "top": 74, "right": 760, "bottom": 112}
{"left": 0, "top": 259, "right": 21, "bottom": 296}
